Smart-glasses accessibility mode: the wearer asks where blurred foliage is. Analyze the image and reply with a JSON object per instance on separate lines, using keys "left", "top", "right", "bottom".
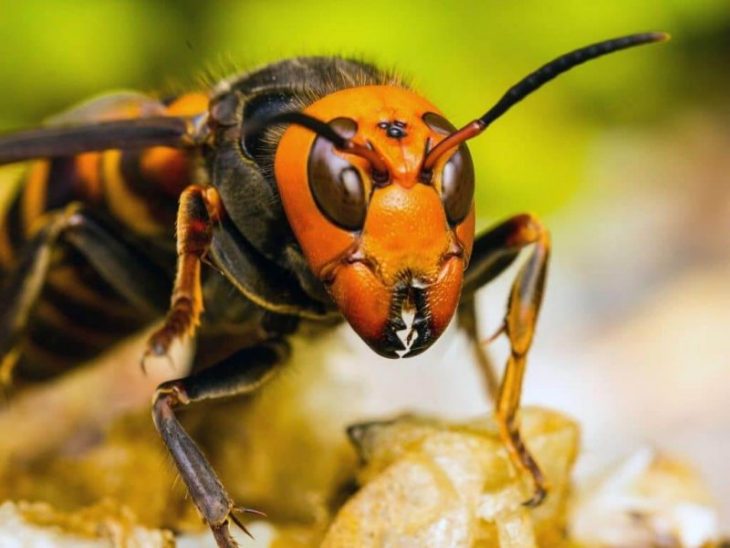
{"left": 0, "top": 0, "right": 728, "bottom": 218}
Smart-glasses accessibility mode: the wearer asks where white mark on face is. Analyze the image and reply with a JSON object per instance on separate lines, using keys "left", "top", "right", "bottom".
{"left": 395, "top": 295, "right": 416, "bottom": 357}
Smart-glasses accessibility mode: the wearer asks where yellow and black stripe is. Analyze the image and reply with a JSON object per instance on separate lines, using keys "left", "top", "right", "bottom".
{"left": 0, "top": 92, "right": 209, "bottom": 381}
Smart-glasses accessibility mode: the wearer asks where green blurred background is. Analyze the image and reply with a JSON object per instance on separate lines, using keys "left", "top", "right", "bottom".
{"left": 2, "top": 0, "right": 730, "bottom": 537}
{"left": 0, "top": 0, "right": 726, "bottom": 218}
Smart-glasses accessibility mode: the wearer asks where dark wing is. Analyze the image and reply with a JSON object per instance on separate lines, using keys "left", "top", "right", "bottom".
{"left": 0, "top": 116, "right": 202, "bottom": 166}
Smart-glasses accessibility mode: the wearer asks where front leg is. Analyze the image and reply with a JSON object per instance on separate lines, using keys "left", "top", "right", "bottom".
{"left": 153, "top": 340, "right": 288, "bottom": 547}
{"left": 146, "top": 185, "right": 222, "bottom": 358}
{"left": 460, "top": 213, "right": 550, "bottom": 506}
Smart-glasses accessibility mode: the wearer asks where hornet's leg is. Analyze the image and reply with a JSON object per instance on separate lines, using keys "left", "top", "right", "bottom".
{"left": 458, "top": 214, "right": 526, "bottom": 401}
{"left": 152, "top": 340, "right": 287, "bottom": 547}
{"left": 146, "top": 185, "right": 222, "bottom": 358}
{"left": 0, "top": 203, "right": 170, "bottom": 381}
{"left": 460, "top": 213, "right": 550, "bottom": 506}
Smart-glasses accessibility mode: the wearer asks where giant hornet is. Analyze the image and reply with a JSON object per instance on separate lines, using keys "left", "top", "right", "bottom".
{"left": 0, "top": 33, "right": 667, "bottom": 546}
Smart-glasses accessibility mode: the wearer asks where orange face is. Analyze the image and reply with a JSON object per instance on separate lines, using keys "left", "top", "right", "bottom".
{"left": 275, "top": 86, "right": 475, "bottom": 357}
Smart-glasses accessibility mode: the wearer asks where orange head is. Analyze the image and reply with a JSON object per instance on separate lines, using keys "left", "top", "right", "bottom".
{"left": 275, "top": 86, "right": 475, "bottom": 357}
{"left": 265, "top": 32, "right": 668, "bottom": 357}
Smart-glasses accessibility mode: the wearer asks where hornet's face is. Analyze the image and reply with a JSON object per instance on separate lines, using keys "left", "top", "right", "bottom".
{"left": 275, "top": 86, "right": 475, "bottom": 357}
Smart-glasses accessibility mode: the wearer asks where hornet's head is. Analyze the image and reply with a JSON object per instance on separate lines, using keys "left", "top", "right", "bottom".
{"left": 275, "top": 86, "right": 475, "bottom": 357}
{"left": 264, "top": 32, "right": 668, "bottom": 358}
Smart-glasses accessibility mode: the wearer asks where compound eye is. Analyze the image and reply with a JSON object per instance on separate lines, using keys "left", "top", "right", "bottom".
{"left": 423, "top": 113, "right": 475, "bottom": 225}
{"left": 308, "top": 118, "right": 367, "bottom": 231}
{"left": 441, "top": 146, "right": 475, "bottom": 225}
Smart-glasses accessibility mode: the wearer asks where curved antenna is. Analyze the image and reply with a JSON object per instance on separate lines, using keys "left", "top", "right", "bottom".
{"left": 423, "top": 32, "right": 669, "bottom": 172}
{"left": 247, "top": 111, "right": 390, "bottom": 181}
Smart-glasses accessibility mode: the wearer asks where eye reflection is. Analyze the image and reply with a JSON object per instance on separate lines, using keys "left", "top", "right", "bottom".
{"left": 340, "top": 168, "right": 362, "bottom": 196}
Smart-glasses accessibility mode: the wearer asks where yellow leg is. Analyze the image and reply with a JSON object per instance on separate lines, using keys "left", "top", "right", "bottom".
{"left": 145, "top": 185, "right": 222, "bottom": 360}
{"left": 496, "top": 215, "right": 550, "bottom": 505}
{"left": 461, "top": 213, "right": 550, "bottom": 505}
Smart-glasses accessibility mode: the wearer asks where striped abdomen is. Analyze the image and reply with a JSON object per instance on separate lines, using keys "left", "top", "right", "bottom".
{"left": 0, "top": 92, "right": 208, "bottom": 380}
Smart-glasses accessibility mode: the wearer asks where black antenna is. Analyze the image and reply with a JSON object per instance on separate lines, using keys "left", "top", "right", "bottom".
{"left": 423, "top": 32, "right": 669, "bottom": 171}
{"left": 250, "top": 110, "right": 390, "bottom": 179}
{"left": 256, "top": 111, "right": 349, "bottom": 148}
{"left": 480, "top": 32, "right": 669, "bottom": 128}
